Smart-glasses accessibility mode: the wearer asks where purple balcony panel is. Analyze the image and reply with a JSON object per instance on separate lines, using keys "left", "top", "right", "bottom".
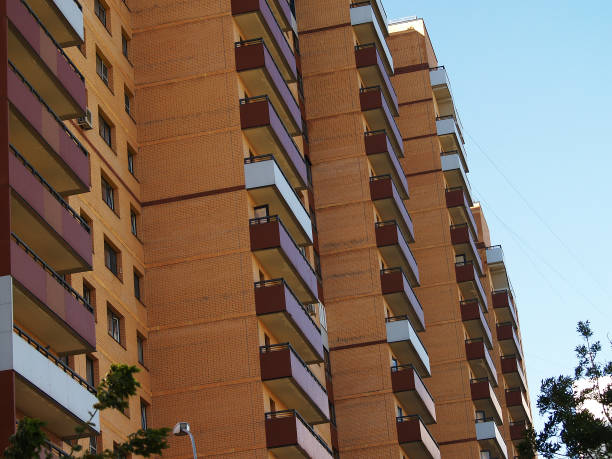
{"left": 445, "top": 187, "right": 478, "bottom": 239}
{"left": 265, "top": 411, "right": 333, "bottom": 457}
{"left": 450, "top": 224, "right": 483, "bottom": 276}
{"left": 380, "top": 269, "right": 424, "bottom": 331}
{"left": 492, "top": 289, "right": 518, "bottom": 326}
{"left": 375, "top": 221, "right": 419, "bottom": 284}
{"left": 460, "top": 300, "right": 493, "bottom": 349}
{"left": 370, "top": 176, "right": 414, "bottom": 242}
{"left": 10, "top": 239, "right": 95, "bottom": 352}
{"left": 497, "top": 323, "right": 523, "bottom": 360}
{"left": 360, "top": 86, "right": 404, "bottom": 156}
{"left": 365, "top": 130, "right": 409, "bottom": 195}
{"left": 355, "top": 45, "right": 399, "bottom": 115}
{"left": 455, "top": 262, "right": 488, "bottom": 311}
{"left": 391, "top": 365, "right": 436, "bottom": 424}
{"left": 396, "top": 416, "right": 441, "bottom": 459}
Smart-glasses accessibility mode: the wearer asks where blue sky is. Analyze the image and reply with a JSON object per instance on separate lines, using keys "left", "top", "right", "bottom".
{"left": 383, "top": 0, "right": 612, "bottom": 428}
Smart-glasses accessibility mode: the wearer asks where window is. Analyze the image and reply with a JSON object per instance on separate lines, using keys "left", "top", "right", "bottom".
{"left": 83, "top": 280, "right": 96, "bottom": 318}
{"left": 80, "top": 210, "right": 94, "bottom": 252}
{"left": 137, "top": 334, "right": 145, "bottom": 365}
{"left": 130, "top": 209, "right": 138, "bottom": 236}
{"left": 127, "top": 147, "right": 135, "bottom": 175}
{"left": 101, "top": 176, "right": 115, "bottom": 210}
{"left": 94, "top": 0, "right": 107, "bottom": 27}
{"left": 391, "top": 357, "right": 398, "bottom": 368}
{"left": 104, "top": 240, "right": 119, "bottom": 276}
{"left": 475, "top": 410, "right": 485, "bottom": 421}
{"left": 254, "top": 205, "right": 269, "bottom": 219}
{"left": 86, "top": 356, "right": 96, "bottom": 386}
{"left": 124, "top": 88, "right": 133, "bottom": 116}
{"left": 455, "top": 254, "right": 466, "bottom": 265}
{"left": 89, "top": 436, "right": 97, "bottom": 454}
{"left": 99, "top": 113, "right": 112, "bottom": 147}
{"left": 396, "top": 406, "right": 403, "bottom": 418}
{"left": 140, "top": 400, "right": 148, "bottom": 430}
{"left": 269, "top": 398, "right": 276, "bottom": 413}
{"left": 107, "top": 307, "right": 122, "bottom": 344}
{"left": 96, "top": 54, "right": 109, "bottom": 86}
{"left": 122, "top": 33, "right": 130, "bottom": 59}
{"left": 133, "top": 270, "right": 141, "bottom": 300}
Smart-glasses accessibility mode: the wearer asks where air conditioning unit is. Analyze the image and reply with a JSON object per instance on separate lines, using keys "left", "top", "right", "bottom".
{"left": 77, "top": 108, "right": 93, "bottom": 130}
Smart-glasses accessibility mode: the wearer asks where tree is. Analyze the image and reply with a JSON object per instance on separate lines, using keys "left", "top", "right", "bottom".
{"left": 3, "top": 364, "right": 170, "bottom": 459}
{"left": 518, "top": 321, "right": 612, "bottom": 458}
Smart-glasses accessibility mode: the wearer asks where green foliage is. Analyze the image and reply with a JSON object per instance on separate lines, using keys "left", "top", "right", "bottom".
{"left": 518, "top": 321, "right": 612, "bottom": 459}
{"left": 3, "top": 364, "right": 170, "bottom": 459}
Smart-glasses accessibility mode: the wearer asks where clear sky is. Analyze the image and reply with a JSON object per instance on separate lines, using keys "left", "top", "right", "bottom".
{"left": 383, "top": 0, "right": 612, "bottom": 428}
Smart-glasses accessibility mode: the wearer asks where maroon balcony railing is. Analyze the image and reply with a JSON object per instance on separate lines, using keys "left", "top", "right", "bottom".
{"left": 396, "top": 415, "right": 441, "bottom": 459}
{"left": 370, "top": 175, "right": 414, "bottom": 242}
{"left": 496, "top": 322, "right": 523, "bottom": 360}
{"left": 260, "top": 344, "right": 329, "bottom": 424}
{"left": 492, "top": 289, "right": 518, "bottom": 326}
{"left": 365, "top": 130, "right": 409, "bottom": 195}
{"left": 355, "top": 44, "right": 398, "bottom": 115}
{"left": 510, "top": 421, "right": 527, "bottom": 442}
{"left": 265, "top": 410, "right": 333, "bottom": 457}
{"left": 235, "top": 39, "right": 301, "bottom": 133}
{"left": 506, "top": 388, "right": 531, "bottom": 422}
{"left": 360, "top": 86, "right": 404, "bottom": 156}
{"left": 501, "top": 355, "right": 527, "bottom": 391}
{"left": 465, "top": 338, "right": 498, "bottom": 387}
{"left": 380, "top": 268, "right": 424, "bottom": 331}
{"left": 375, "top": 220, "right": 419, "bottom": 284}
{"left": 391, "top": 365, "right": 436, "bottom": 424}
{"left": 470, "top": 377, "right": 503, "bottom": 425}
{"left": 250, "top": 216, "right": 318, "bottom": 303}
{"left": 254, "top": 279, "right": 323, "bottom": 363}
{"left": 455, "top": 261, "right": 488, "bottom": 311}
{"left": 445, "top": 187, "right": 478, "bottom": 239}
{"left": 450, "top": 224, "right": 483, "bottom": 276}
{"left": 460, "top": 299, "right": 492, "bottom": 349}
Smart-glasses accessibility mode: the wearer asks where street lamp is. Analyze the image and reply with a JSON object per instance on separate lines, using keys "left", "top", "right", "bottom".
{"left": 173, "top": 422, "right": 197, "bottom": 459}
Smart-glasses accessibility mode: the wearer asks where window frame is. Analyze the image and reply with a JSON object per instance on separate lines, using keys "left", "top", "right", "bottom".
{"left": 104, "top": 240, "right": 119, "bottom": 277}
{"left": 96, "top": 53, "right": 109, "bottom": 87}
{"left": 99, "top": 113, "right": 113, "bottom": 148}
{"left": 101, "top": 176, "right": 115, "bottom": 211}
{"left": 94, "top": 0, "right": 107, "bottom": 27}
{"left": 107, "top": 306, "right": 122, "bottom": 344}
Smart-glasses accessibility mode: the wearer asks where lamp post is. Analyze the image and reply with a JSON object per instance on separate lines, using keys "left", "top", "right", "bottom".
{"left": 172, "top": 422, "right": 197, "bottom": 459}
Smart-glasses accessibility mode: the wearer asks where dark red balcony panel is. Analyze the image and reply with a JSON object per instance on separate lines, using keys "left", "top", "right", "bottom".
{"left": 506, "top": 388, "right": 531, "bottom": 422}
{"left": 240, "top": 97, "right": 308, "bottom": 189}
{"left": 355, "top": 44, "right": 399, "bottom": 115}
{"left": 465, "top": 339, "right": 498, "bottom": 387}
{"left": 8, "top": 0, "right": 86, "bottom": 119}
{"left": 492, "top": 289, "right": 518, "bottom": 327}
{"left": 460, "top": 299, "right": 492, "bottom": 349}
{"left": 380, "top": 268, "right": 424, "bottom": 331}
{"left": 450, "top": 224, "right": 483, "bottom": 276}
{"left": 391, "top": 365, "right": 436, "bottom": 424}
{"left": 365, "top": 130, "right": 409, "bottom": 197}
{"left": 455, "top": 262, "right": 488, "bottom": 311}
{"left": 370, "top": 175, "right": 414, "bottom": 242}
{"left": 470, "top": 378, "right": 503, "bottom": 425}
{"left": 9, "top": 145, "right": 91, "bottom": 273}
{"left": 7, "top": 62, "right": 90, "bottom": 194}
{"left": 250, "top": 216, "right": 318, "bottom": 304}
{"left": 445, "top": 187, "right": 478, "bottom": 239}
{"left": 501, "top": 355, "right": 527, "bottom": 392}
{"left": 510, "top": 421, "right": 527, "bottom": 443}
{"left": 9, "top": 235, "right": 95, "bottom": 354}
{"left": 265, "top": 410, "right": 333, "bottom": 458}
{"left": 360, "top": 86, "right": 404, "bottom": 157}
{"left": 396, "top": 415, "right": 441, "bottom": 459}
{"left": 376, "top": 221, "right": 418, "bottom": 284}
{"left": 496, "top": 322, "right": 523, "bottom": 360}
{"left": 260, "top": 344, "right": 329, "bottom": 424}
{"left": 235, "top": 39, "right": 301, "bottom": 134}
{"left": 254, "top": 279, "right": 323, "bottom": 364}
{"left": 231, "top": 0, "right": 297, "bottom": 82}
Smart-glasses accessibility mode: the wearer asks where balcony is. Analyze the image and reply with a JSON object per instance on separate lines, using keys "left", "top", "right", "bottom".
{"left": 250, "top": 217, "right": 318, "bottom": 304}
{"left": 8, "top": 61, "right": 90, "bottom": 195}
{"left": 486, "top": 245, "right": 514, "bottom": 292}
{"left": 41, "top": 441, "right": 70, "bottom": 458}
{"left": 350, "top": 1, "right": 393, "bottom": 74}
{"left": 450, "top": 224, "right": 483, "bottom": 276}
{"left": 7, "top": 235, "right": 95, "bottom": 354}
{"left": 241, "top": 99, "right": 309, "bottom": 190}
{"left": 9, "top": 145, "right": 91, "bottom": 274}
{"left": 430, "top": 68, "right": 463, "bottom": 139}
{"left": 265, "top": 410, "right": 333, "bottom": 458}
{"left": 386, "top": 316, "right": 430, "bottom": 377}
{"left": 391, "top": 365, "right": 436, "bottom": 424}
{"left": 25, "top": 0, "right": 84, "bottom": 46}
{"left": 376, "top": 221, "right": 419, "bottom": 284}
{"left": 231, "top": 0, "right": 297, "bottom": 82}
{"left": 496, "top": 323, "right": 523, "bottom": 360}
{"left": 255, "top": 279, "right": 323, "bottom": 364}
{"left": 365, "top": 130, "right": 408, "bottom": 194}
{"left": 465, "top": 339, "right": 498, "bottom": 387}
{"left": 506, "top": 388, "right": 531, "bottom": 423}
{"left": 470, "top": 378, "right": 503, "bottom": 425}
{"left": 492, "top": 289, "right": 518, "bottom": 327}
{"left": 396, "top": 415, "right": 441, "bottom": 459}
{"left": 441, "top": 151, "right": 471, "bottom": 197}
{"left": 475, "top": 419, "right": 508, "bottom": 459}
{"left": 455, "top": 261, "right": 488, "bottom": 311}
{"left": 445, "top": 187, "right": 477, "bottom": 239}
{"left": 0, "top": 325, "right": 99, "bottom": 439}
{"left": 360, "top": 86, "right": 403, "bottom": 157}
{"left": 460, "top": 300, "right": 493, "bottom": 350}
{"left": 245, "top": 156, "right": 312, "bottom": 244}
{"left": 370, "top": 175, "right": 414, "bottom": 242}
{"left": 437, "top": 116, "right": 466, "bottom": 168}
{"left": 355, "top": 44, "right": 398, "bottom": 116}
{"left": 510, "top": 421, "right": 528, "bottom": 444}
{"left": 501, "top": 355, "right": 527, "bottom": 392}
{"left": 8, "top": 0, "right": 85, "bottom": 119}
{"left": 380, "top": 269, "right": 424, "bottom": 331}
{"left": 236, "top": 40, "right": 301, "bottom": 135}
{"left": 260, "top": 344, "right": 329, "bottom": 424}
